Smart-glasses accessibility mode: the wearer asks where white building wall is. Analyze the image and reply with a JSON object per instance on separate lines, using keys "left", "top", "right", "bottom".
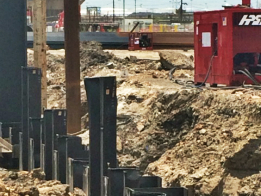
{"left": 122, "top": 19, "right": 153, "bottom": 32}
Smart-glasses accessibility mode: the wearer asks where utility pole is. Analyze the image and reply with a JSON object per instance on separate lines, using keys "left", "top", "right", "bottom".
{"left": 135, "top": 0, "right": 137, "bottom": 18}
{"left": 123, "top": 0, "right": 125, "bottom": 31}
{"left": 64, "top": 0, "right": 81, "bottom": 134}
{"left": 170, "top": 0, "right": 175, "bottom": 13}
{"left": 180, "top": 0, "right": 188, "bottom": 21}
{"left": 33, "top": 0, "right": 47, "bottom": 112}
{"left": 113, "top": 0, "right": 115, "bottom": 22}
{"left": 180, "top": 0, "right": 183, "bottom": 21}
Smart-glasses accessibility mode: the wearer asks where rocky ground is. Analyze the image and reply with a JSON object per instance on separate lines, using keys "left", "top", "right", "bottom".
{"left": 0, "top": 168, "right": 85, "bottom": 196}
{"left": 26, "top": 41, "right": 261, "bottom": 196}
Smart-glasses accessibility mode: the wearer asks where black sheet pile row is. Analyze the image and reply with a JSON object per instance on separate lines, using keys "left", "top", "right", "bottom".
{"left": 0, "top": 72, "right": 188, "bottom": 196}
{"left": 0, "top": 2, "right": 187, "bottom": 195}
{"left": 0, "top": 67, "right": 88, "bottom": 189}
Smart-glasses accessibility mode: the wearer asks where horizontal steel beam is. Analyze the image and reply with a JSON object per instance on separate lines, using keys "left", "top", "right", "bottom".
{"left": 0, "top": 137, "right": 12, "bottom": 153}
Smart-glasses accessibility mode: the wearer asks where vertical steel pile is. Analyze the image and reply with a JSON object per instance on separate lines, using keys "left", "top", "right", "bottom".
{"left": 22, "top": 68, "right": 42, "bottom": 171}
{"left": 84, "top": 76, "right": 117, "bottom": 196}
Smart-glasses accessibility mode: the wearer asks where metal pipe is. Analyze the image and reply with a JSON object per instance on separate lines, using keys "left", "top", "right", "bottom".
{"left": 130, "top": 22, "right": 140, "bottom": 33}
{"left": 242, "top": 0, "right": 251, "bottom": 6}
{"left": 19, "top": 132, "right": 23, "bottom": 171}
{"left": 236, "top": 70, "right": 260, "bottom": 85}
{"left": 64, "top": 0, "right": 81, "bottom": 134}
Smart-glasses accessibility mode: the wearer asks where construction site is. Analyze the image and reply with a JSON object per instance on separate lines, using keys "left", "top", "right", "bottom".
{"left": 1, "top": 0, "right": 261, "bottom": 196}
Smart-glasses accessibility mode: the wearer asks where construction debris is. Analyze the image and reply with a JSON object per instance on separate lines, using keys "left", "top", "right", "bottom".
{"left": 159, "top": 51, "right": 194, "bottom": 70}
{"left": 25, "top": 41, "right": 261, "bottom": 195}
{"left": 0, "top": 168, "right": 84, "bottom": 195}
{"left": 80, "top": 41, "right": 114, "bottom": 71}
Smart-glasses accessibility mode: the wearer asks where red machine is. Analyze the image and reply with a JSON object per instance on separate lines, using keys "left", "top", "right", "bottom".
{"left": 56, "top": 6, "right": 81, "bottom": 29}
{"left": 128, "top": 32, "right": 153, "bottom": 51}
{"left": 128, "top": 22, "right": 153, "bottom": 50}
{"left": 57, "top": 11, "right": 64, "bottom": 28}
{"left": 194, "top": 0, "right": 261, "bottom": 86}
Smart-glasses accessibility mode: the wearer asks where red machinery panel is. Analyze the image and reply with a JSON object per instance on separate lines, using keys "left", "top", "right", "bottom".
{"left": 128, "top": 32, "right": 153, "bottom": 51}
{"left": 194, "top": 6, "right": 261, "bottom": 86}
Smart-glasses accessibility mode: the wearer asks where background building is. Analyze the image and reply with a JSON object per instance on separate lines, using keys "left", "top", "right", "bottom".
{"left": 27, "top": 0, "right": 84, "bottom": 23}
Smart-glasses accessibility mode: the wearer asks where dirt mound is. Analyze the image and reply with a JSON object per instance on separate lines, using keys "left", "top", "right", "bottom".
{"left": 142, "top": 89, "right": 261, "bottom": 196}
{"left": 80, "top": 41, "right": 115, "bottom": 71}
{"left": 159, "top": 51, "right": 194, "bottom": 70}
{"left": 116, "top": 88, "right": 200, "bottom": 171}
{"left": 80, "top": 68, "right": 260, "bottom": 196}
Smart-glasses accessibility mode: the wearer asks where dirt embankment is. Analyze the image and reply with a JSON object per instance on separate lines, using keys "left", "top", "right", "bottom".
{"left": 27, "top": 42, "right": 261, "bottom": 195}
{"left": 111, "top": 75, "right": 261, "bottom": 196}
{"left": 130, "top": 88, "right": 261, "bottom": 196}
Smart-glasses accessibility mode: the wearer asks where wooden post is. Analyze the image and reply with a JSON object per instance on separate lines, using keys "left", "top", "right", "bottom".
{"left": 64, "top": 0, "right": 81, "bottom": 134}
{"left": 41, "top": 0, "right": 47, "bottom": 111}
{"left": 33, "top": 0, "right": 47, "bottom": 112}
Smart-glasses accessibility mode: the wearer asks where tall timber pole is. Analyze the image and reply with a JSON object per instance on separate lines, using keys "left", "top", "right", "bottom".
{"left": 64, "top": 0, "right": 81, "bottom": 134}
{"left": 33, "top": 0, "right": 47, "bottom": 112}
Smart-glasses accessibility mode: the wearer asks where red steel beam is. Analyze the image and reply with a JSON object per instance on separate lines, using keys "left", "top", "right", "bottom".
{"left": 118, "top": 32, "right": 194, "bottom": 47}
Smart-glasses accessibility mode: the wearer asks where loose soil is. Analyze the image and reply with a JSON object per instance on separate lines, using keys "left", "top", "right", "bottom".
{"left": 25, "top": 41, "right": 261, "bottom": 196}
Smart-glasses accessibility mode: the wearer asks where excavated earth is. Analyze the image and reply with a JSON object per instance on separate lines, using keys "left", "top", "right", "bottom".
{"left": 0, "top": 168, "right": 85, "bottom": 196}
{"left": 25, "top": 41, "right": 261, "bottom": 196}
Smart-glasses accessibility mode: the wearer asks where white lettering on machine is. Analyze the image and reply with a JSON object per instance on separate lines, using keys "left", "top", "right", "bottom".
{"left": 239, "top": 15, "right": 261, "bottom": 25}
